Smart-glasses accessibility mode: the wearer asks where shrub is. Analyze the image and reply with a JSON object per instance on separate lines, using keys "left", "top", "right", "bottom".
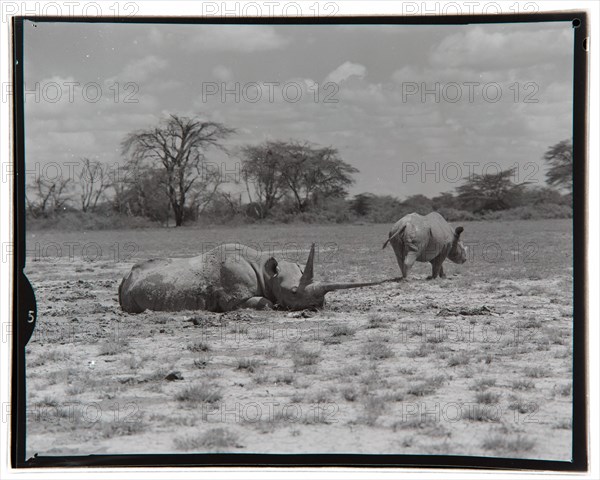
{"left": 436, "top": 207, "right": 477, "bottom": 222}
{"left": 28, "top": 211, "right": 158, "bottom": 231}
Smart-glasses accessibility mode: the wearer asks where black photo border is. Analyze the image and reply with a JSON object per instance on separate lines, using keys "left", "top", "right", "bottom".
{"left": 11, "top": 11, "right": 589, "bottom": 471}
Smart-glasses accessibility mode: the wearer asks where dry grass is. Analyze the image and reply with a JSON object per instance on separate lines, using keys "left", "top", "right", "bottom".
{"left": 508, "top": 397, "right": 538, "bottom": 414}
{"left": 475, "top": 391, "right": 501, "bottom": 405}
{"left": 100, "top": 417, "right": 146, "bottom": 438}
{"left": 512, "top": 379, "right": 536, "bottom": 391}
{"left": 330, "top": 324, "right": 356, "bottom": 337}
{"left": 193, "top": 355, "right": 212, "bottom": 369}
{"left": 236, "top": 357, "right": 262, "bottom": 373}
{"left": 407, "top": 375, "right": 445, "bottom": 397}
{"left": 273, "top": 372, "right": 295, "bottom": 385}
{"left": 353, "top": 395, "right": 386, "bottom": 426}
{"left": 25, "top": 219, "right": 574, "bottom": 459}
{"left": 187, "top": 341, "right": 211, "bottom": 353}
{"left": 447, "top": 351, "right": 470, "bottom": 367}
{"left": 341, "top": 385, "right": 359, "bottom": 402}
{"left": 482, "top": 433, "right": 536, "bottom": 455}
{"left": 470, "top": 378, "right": 497, "bottom": 391}
{"left": 174, "top": 428, "right": 241, "bottom": 451}
{"left": 98, "top": 337, "right": 129, "bottom": 356}
{"left": 291, "top": 346, "right": 321, "bottom": 368}
{"left": 363, "top": 340, "right": 394, "bottom": 360}
{"left": 524, "top": 366, "right": 549, "bottom": 378}
{"left": 366, "top": 313, "right": 389, "bottom": 329}
{"left": 554, "top": 382, "right": 572, "bottom": 397}
{"left": 175, "top": 383, "right": 222, "bottom": 404}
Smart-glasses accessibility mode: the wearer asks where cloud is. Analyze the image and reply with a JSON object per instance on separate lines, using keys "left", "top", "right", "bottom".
{"left": 430, "top": 25, "right": 572, "bottom": 72}
{"left": 148, "top": 27, "right": 165, "bottom": 46}
{"left": 325, "top": 61, "right": 367, "bottom": 84}
{"left": 115, "top": 55, "right": 168, "bottom": 82}
{"left": 212, "top": 65, "right": 234, "bottom": 82}
{"left": 188, "top": 25, "right": 289, "bottom": 53}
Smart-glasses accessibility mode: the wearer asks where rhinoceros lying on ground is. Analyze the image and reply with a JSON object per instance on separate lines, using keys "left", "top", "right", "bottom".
{"left": 119, "top": 243, "right": 383, "bottom": 313}
{"left": 382, "top": 212, "right": 467, "bottom": 280}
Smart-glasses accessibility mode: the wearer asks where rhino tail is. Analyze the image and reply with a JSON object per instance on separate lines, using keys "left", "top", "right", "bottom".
{"left": 383, "top": 225, "right": 406, "bottom": 249}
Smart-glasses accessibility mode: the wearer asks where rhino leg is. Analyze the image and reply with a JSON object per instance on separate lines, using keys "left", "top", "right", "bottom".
{"left": 238, "top": 296, "right": 274, "bottom": 310}
{"left": 428, "top": 254, "right": 447, "bottom": 280}
{"left": 390, "top": 240, "right": 408, "bottom": 279}
{"left": 403, "top": 251, "right": 418, "bottom": 278}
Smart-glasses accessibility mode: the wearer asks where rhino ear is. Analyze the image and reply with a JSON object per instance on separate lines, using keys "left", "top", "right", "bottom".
{"left": 455, "top": 226, "right": 464, "bottom": 238}
{"left": 265, "top": 257, "right": 279, "bottom": 277}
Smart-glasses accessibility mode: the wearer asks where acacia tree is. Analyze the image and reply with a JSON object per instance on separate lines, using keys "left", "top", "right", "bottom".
{"left": 240, "top": 140, "right": 358, "bottom": 216}
{"left": 431, "top": 192, "right": 457, "bottom": 210}
{"left": 122, "top": 114, "right": 235, "bottom": 226}
{"left": 351, "top": 193, "right": 375, "bottom": 216}
{"left": 279, "top": 142, "right": 358, "bottom": 213}
{"left": 456, "top": 167, "right": 526, "bottom": 212}
{"left": 240, "top": 141, "right": 287, "bottom": 218}
{"left": 544, "top": 139, "right": 572, "bottom": 192}
{"left": 78, "top": 157, "right": 112, "bottom": 212}
{"left": 402, "top": 194, "right": 434, "bottom": 215}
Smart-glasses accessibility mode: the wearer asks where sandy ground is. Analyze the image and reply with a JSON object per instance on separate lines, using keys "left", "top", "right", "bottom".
{"left": 24, "top": 219, "right": 573, "bottom": 460}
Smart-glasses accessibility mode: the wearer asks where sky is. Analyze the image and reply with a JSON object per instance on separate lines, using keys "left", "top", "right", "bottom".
{"left": 23, "top": 20, "right": 574, "bottom": 200}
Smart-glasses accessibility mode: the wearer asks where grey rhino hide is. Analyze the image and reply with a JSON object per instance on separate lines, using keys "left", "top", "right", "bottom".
{"left": 119, "top": 243, "right": 381, "bottom": 313}
{"left": 383, "top": 212, "right": 467, "bottom": 279}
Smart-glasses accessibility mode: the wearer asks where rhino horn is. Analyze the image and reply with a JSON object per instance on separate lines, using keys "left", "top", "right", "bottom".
{"left": 306, "top": 280, "right": 383, "bottom": 295}
{"left": 299, "top": 243, "right": 316, "bottom": 288}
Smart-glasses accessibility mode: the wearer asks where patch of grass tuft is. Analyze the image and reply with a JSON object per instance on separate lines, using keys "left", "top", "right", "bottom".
{"left": 554, "top": 382, "right": 572, "bottom": 397}
{"left": 236, "top": 357, "right": 262, "bottom": 373}
{"left": 98, "top": 337, "right": 129, "bottom": 356}
{"left": 512, "top": 379, "right": 536, "bottom": 391}
{"left": 470, "top": 378, "right": 497, "bottom": 391}
{"left": 292, "top": 347, "right": 321, "bottom": 368}
{"left": 330, "top": 324, "right": 356, "bottom": 337}
{"left": 341, "top": 385, "right": 359, "bottom": 402}
{"left": 508, "top": 397, "right": 538, "bottom": 414}
{"left": 187, "top": 341, "right": 211, "bottom": 353}
{"left": 524, "top": 366, "right": 549, "bottom": 378}
{"left": 366, "top": 314, "right": 388, "bottom": 329}
{"left": 175, "top": 383, "right": 222, "bottom": 404}
{"left": 447, "top": 352, "right": 470, "bottom": 367}
{"left": 475, "top": 391, "right": 501, "bottom": 405}
{"left": 407, "top": 375, "right": 445, "bottom": 397}
{"left": 174, "top": 428, "right": 241, "bottom": 451}
{"left": 363, "top": 341, "right": 394, "bottom": 360}
{"left": 482, "top": 434, "right": 535, "bottom": 455}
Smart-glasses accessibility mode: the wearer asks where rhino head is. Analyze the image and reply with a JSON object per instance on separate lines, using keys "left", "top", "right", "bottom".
{"left": 448, "top": 226, "right": 467, "bottom": 264}
{"left": 265, "top": 244, "right": 381, "bottom": 310}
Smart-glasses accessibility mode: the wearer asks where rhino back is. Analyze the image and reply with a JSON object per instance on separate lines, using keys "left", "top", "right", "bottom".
{"left": 392, "top": 212, "right": 454, "bottom": 261}
{"left": 124, "top": 256, "right": 212, "bottom": 311}
{"left": 425, "top": 212, "right": 455, "bottom": 244}
{"left": 413, "top": 212, "right": 454, "bottom": 260}
{"left": 123, "top": 244, "right": 263, "bottom": 312}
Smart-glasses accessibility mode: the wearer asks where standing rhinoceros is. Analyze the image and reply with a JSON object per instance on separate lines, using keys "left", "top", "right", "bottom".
{"left": 382, "top": 212, "right": 467, "bottom": 280}
{"left": 119, "top": 243, "right": 382, "bottom": 313}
